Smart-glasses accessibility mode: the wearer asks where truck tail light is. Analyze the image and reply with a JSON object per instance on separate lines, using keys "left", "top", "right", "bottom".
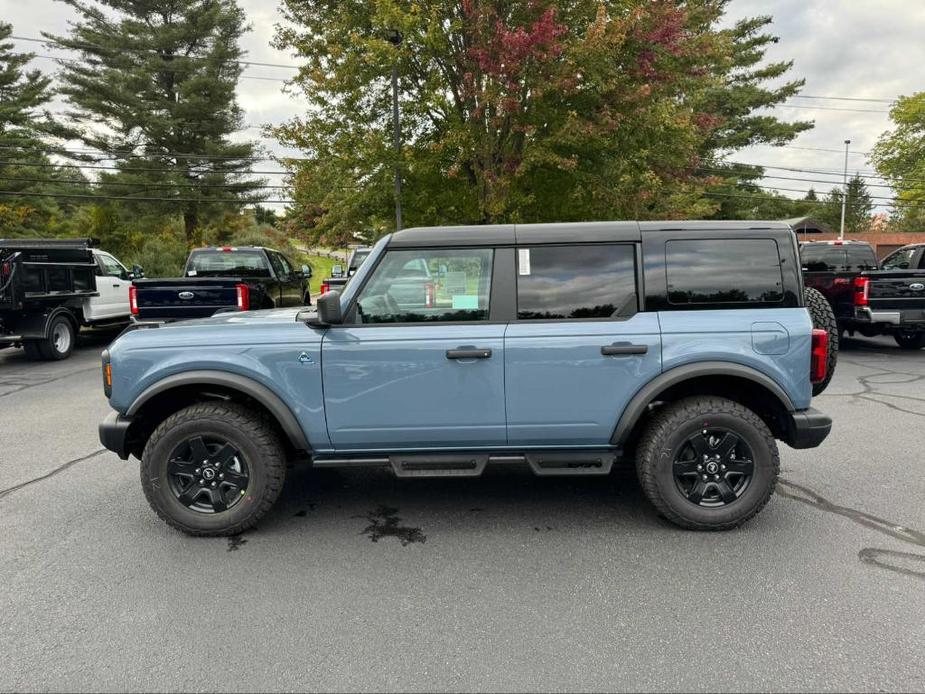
{"left": 129, "top": 285, "right": 139, "bottom": 315}
{"left": 320, "top": 281, "right": 329, "bottom": 294}
{"left": 236, "top": 283, "right": 250, "bottom": 311}
{"left": 811, "top": 328, "right": 828, "bottom": 384}
{"left": 424, "top": 282, "right": 435, "bottom": 308}
{"left": 853, "top": 277, "right": 870, "bottom": 306}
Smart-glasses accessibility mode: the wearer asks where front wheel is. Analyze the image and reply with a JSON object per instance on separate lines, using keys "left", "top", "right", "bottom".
{"left": 141, "top": 402, "right": 286, "bottom": 536}
{"left": 894, "top": 333, "right": 925, "bottom": 350}
{"left": 636, "top": 396, "right": 780, "bottom": 531}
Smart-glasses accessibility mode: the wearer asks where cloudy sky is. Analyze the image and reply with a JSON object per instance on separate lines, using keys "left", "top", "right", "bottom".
{"left": 8, "top": 0, "right": 925, "bottom": 212}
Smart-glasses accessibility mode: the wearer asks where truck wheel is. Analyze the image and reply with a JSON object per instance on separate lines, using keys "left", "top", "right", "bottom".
{"left": 141, "top": 402, "right": 286, "bottom": 536}
{"left": 804, "top": 287, "right": 838, "bottom": 396}
{"left": 37, "top": 314, "right": 76, "bottom": 360}
{"left": 894, "top": 333, "right": 925, "bottom": 350}
{"left": 636, "top": 396, "right": 779, "bottom": 531}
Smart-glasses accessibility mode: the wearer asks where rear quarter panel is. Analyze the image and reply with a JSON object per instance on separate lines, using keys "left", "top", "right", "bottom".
{"left": 658, "top": 308, "right": 813, "bottom": 410}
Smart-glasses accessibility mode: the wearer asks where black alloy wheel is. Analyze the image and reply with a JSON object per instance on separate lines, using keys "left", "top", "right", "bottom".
{"left": 166, "top": 436, "right": 250, "bottom": 514}
{"left": 672, "top": 428, "right": 754, "bottom": 507}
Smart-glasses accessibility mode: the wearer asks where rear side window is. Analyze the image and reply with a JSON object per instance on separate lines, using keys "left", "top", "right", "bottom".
{"left": 801, "top": 245, "right": 847, "bottom": 272}
{"left": 666, "top": 239, "right": 783, "bottom": 305}
{"left": 516, "top": 244, "right": 636, "bottom": 320}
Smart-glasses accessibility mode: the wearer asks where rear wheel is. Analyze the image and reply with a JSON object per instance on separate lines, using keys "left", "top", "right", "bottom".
{"left": 894, "top": 333, "right": 925, "bottom": 350}
{"left": 141, "top": 402, "right": 286, "bottom": 536}
{"left": 29, "top": 314, "right": 76, "bottom": 361}
{"left": 636, "top": 396, "right": 779, "bottom": 531}
{"left": 804, "top": 287, "right": 838, "bottom": 395}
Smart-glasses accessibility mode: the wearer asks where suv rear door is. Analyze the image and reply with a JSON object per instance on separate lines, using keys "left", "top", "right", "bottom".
{"left": 503, "top": 243, "right": 661, "bottom": 445}
{"left": 321, "top": 246, "right": 506, "bottom": 450}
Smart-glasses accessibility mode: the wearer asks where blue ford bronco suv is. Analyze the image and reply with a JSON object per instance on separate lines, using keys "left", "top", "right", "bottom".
{"left": 99, "top": 221, "right": 832, "bottom": 535}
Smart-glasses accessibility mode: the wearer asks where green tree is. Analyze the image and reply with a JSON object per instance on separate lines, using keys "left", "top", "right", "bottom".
{"left": 48, "top": 0, "right": 263, "bottom": 245}
{"left": 816, "top": 174, "right": 874, "bottom": 235}
{"left": 871, "top": 92, "right": 925, "bottom": 231}
{"left": 274, "top": 0, "right": 809, "bottom": 241}
{"left": 0, "top": 22, "right": 89, "bottom": 236}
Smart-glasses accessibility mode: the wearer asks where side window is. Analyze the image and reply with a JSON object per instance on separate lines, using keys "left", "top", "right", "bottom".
{"left": 355, "top": 248, "right": 493, "bottom": 323}
{"left": 277, "top": 254, "right": 294, "bottom": 276}
{"left": 666, "top": 239, "right": 783, "bottom": 305}
{"left": 881, "top": 248, "right": 916, "bottom": 270}
{"left": 98, "top": 254, "right": 126, "bottom": 278}
{"left": 846, "top": 246, "right": 878, "bottom": 272}
{"left": 801, "top": 246, "right": 846, "bottom": 272}
{"left": 516, "top": 244, "right": 636, "bottom": 320}
{"left": 267, "top": 252, "right": 286, "bottom": 278}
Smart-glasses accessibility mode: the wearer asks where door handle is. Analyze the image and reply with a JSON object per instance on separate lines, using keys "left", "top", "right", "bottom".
{"left": 112, "top": 283, "right": 120, "bottom": 288}
{"left": 446, "top": 349, "right": 492, "bottom": 360}
{"left": 601, "top": 343, "right": 648, "bottom": 356}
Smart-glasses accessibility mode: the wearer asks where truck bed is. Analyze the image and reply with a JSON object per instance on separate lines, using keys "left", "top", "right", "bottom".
{"left": 132, "top": 277, "right": 244, "bottom": 321}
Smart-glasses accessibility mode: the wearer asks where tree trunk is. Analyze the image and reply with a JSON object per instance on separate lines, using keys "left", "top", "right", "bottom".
{"left": 183, "top": 209, "right": 197, "bottom": 246}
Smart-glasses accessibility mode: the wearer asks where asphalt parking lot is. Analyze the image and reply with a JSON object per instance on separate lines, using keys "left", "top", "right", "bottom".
{"left": 1, "top": 331, "right": 923, "bottom": 692}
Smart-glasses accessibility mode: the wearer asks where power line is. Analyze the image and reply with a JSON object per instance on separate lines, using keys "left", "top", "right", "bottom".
{"left": 789, "top": 95, "right": 894, "bottom": 104}
{"left": 776, "top": 104, "right": 890, "bottom": 114}
{"left": 697, "top": 168, "right": 897, "bottom": 190}
{"left": 11, "top": 34, "right": 300, "bottom": 70}
{"left": 0, "top": 144, "right": 290, "bottom": 163}
{"left": 0, "top": 189, "right": 293, "bottom": 204}
{"left": 0, "top": 176, "right": 285, "bottom": 190}
{"left": 0, "top": 159, "right": 290, "bottom": 175}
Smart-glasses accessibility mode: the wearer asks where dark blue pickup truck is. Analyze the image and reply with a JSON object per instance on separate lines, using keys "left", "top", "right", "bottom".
{"left": 131, "top": 246, "right": 312, "bottom": 322}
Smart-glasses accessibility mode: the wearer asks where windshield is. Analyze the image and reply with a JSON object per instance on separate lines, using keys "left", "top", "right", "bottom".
{"left": 186, "top": 250, "right": 271, "bottom": 277}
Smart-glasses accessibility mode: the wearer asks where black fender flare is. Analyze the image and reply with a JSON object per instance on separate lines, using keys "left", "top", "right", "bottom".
{"left": 18, "top": 306, "right": 80, "bottom": 340}
{"left": 125, "top": 370, "right": 310, "bottom": 451}
{"left": 610, "top": 361, "right": 796, "bottom": 445}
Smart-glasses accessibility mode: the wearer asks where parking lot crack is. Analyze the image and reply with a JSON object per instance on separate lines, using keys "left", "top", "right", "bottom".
{"left": 779, "top": 479, "right": 925, "bottom": 581}
{"left": 0, "top": 449, "right": 107, "bottom": 501}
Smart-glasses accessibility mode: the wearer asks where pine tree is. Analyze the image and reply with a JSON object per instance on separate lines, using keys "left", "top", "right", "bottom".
{"left": 49, "top": 0, "right": 263, "bottom": 244}
{"left": 0, "top": 22, "right": 86, "bottom": 236}
{"left": 818, "top": 175, "right": 874, "bottom": 234}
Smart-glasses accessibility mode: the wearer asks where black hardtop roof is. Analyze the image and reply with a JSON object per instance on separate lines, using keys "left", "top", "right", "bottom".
{"left": 800, "top": 239, "right": 874, "bottom": 246}
{"left": 387, "top": 220, "right": 793, "bottom": 247}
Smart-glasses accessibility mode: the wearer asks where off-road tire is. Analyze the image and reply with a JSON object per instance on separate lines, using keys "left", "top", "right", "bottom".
{"left": 894, "top": 333, "right": 925, "bottom": 350}
{"left": 805, "top": 287, "right": 838, "bottom": 396}
{"left": 636, "top": 396, "right": 780, "bottom": 531}
{"left": 141, "top": 402, "right": 286, "bottom": 536}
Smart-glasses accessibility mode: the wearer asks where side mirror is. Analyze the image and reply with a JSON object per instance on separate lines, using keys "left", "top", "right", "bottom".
{"left": 301, "top": 264, "right": 312, "bottom": 278}
{"left": 331, "top": 264, "right": 344, "bottom": 278}
{"left": 309, "top": 290, "right": 343, "bottom": 326}
{"left": 130, "top": 264, "right": 145, "bottom": 280}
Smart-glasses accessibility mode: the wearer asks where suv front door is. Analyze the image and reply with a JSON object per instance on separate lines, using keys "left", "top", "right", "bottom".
{"left": 321, "top": 247, "right": 505, "bottom": 450}
{"left": 504, "top": 243, "right": 662, "bottom": 445}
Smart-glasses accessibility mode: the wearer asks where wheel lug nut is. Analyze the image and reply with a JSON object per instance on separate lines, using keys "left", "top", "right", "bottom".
{"left": 219, "top": 474, "right": 224, "bottom": 479}
{"left": 721, "top": 464, "right": 726, "bottom": 470}
{"left": 211, "top": 481, "right": 217, "bottom": 488}
{"left": 713, "top": 474, "right": 720, "bottom": 480}
{"left": 195, "top": 468, "right": 200, "bottom": 475}
{"left": 702, "top": 475, "right": 708, "bottom": 481}
{"left": 697, "top": 464, "right": 703, "bottom": 471}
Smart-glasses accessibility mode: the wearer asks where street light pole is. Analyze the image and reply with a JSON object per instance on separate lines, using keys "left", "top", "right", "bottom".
{"left": 387, "top": 30, "right": 403, "bottom": 231}
{"left": 839, "top": 139, "right": 850, "bottom": 240}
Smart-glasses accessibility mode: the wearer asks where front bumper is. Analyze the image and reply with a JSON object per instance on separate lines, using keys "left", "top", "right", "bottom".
{"left": 785, "top": 407, "right": 832, "bottom": 449}
{"left": 99, "top": 411, "right": 134, "bottom": 460}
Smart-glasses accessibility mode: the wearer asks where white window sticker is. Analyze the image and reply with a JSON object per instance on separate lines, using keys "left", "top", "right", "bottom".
{"left": 452, "top": 295, "right": 479, "bottom": 310}
{"left": 187, "top": 270, "right": 197, "bottom": 276}
{"left": 518, "top": 248, "right": 531, "bottom": 275}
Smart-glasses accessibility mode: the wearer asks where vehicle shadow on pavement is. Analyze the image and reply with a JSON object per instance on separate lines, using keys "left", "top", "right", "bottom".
{"left": 264, "top": 463, "right": 661, "bottom": 539}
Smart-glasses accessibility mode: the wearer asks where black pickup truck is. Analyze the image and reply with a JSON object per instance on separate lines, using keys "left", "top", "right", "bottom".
{"left": 801, "top": 240, "right": 925, "bottom": 349}
{"left": 132, "top": 246, "right": 312, "bottom": 322}
{"left": 318, "top": 246, "right": 372, "bottom": 295}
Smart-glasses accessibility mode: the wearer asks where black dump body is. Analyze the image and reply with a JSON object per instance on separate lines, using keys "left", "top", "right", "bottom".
{"left": 0, "top": 238, "right": 98, "bottom": 312}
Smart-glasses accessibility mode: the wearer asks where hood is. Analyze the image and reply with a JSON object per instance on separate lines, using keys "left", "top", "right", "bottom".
{"left": 157, "top": 306, "right": 308, "bottom": 329}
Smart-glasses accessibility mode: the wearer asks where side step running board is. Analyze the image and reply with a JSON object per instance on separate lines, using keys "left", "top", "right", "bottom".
{"left": 312, "top": 450, "right": 617, "bottom": 478}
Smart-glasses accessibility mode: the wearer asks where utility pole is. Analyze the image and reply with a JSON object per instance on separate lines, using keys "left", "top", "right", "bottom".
{"left": 387, "top": 30, "right": 403, "bottom": 231}
{"left": 839, "top": 139, "right": 850, "bottom": 240}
